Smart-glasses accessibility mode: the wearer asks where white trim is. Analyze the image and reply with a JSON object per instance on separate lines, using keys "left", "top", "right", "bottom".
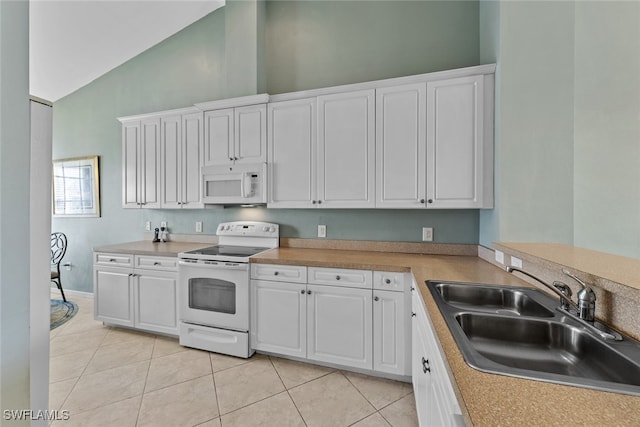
{"left": 195, "top": 94, "right": 269, "bottom": 111}
{"left": 50, "top": 287, "right": 94, "bottom": 300}
{"left": 117, "top": 106, "right": 201, "bottom": 123}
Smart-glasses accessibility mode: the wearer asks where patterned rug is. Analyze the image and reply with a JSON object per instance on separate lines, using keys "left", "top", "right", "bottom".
{"left": 50, "top": 299, "right": 78, "bottom": 330}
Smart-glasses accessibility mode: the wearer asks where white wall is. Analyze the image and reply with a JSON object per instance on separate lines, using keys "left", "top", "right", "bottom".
{"left": 0, "top": 0, "right": 31, "bottom": 421}
{"left": 30, "top": 101, "right": 52, "bottom": 424}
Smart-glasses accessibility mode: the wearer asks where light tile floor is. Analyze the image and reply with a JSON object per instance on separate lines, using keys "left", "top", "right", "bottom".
{"left": 49, "top": 293, "right": 419, "bottom": 427}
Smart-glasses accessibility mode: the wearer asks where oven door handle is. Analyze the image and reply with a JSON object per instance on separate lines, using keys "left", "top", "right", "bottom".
{"left": 178, "top": 260, "right": 249, "bottom": 271}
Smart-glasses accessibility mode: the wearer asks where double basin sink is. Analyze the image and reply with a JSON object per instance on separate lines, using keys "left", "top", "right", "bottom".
{"left": 427, "top": 281, "right": 640, "bottom": 396}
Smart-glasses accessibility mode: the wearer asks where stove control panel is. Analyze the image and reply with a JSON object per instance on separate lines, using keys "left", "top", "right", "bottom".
{"left": 216, "top": 221, "right": 279, "bottom": 238}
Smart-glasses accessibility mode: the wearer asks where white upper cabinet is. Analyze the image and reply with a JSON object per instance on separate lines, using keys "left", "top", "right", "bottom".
{"left": 268, "top": 90, "right": 375, "bottom": 209}
{"left": 268, "top": 97, "right": 317, "bottom": 208}
{"left": 203, "top": 103, "right": 267, "bottom": 166}
{"left": 122, "top": 117, "right": 161, "bottom": 209}
{"left": 317, "top": 90, "right": 375, "bottom": 208}
{"left": 375, "top": 83, "right": 427, "bottom": 208}
{"left": 160, "top": 110, "right": 203, "bottom": 209}
{"left": 426, "top": 74, "right": 493, "bottom": 209}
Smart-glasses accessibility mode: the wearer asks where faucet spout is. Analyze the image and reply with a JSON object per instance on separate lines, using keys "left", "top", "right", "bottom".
{"left": 506, "top": 266, "right": 579, "bottom": 312}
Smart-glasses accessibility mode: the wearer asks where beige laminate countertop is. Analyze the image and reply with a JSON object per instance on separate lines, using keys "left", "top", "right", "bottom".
{"left": 251, "top": 247, "right": 640, "bottom": 427}
{"left": 93, "top": 240, "right": 212, "bottom": 257}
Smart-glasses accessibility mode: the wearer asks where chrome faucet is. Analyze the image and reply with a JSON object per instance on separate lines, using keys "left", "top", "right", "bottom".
{"left": 505, "top": 266, "right": 579, "bottom": 312}
{"left": 506, "top": 266, "right": 622, "bottom": 341}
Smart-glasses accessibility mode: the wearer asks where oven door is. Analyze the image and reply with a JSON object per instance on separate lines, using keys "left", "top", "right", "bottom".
{"left": 178, "top": 260, "right": 249, "bottom": 332}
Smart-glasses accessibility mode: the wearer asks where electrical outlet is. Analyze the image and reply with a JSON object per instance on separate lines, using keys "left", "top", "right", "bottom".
{"left": 511, "top": 256, "right": 523, "bottom": 268}
{"left": 422, "top": 227, "right": 433, "bottom": 242}
{"left": 160, "top": 221, "right": 167, "bottom": 228}
{"left": 195, "top": 221, "right": 203, "bottom": 233}
{"left": 318, "top": 225, "right": 327, "bottom": 238}
{"left": 145, "top": 221, "right": 151, "bottom": 231}
{"left": 495, "top": 250, "right": 505, "bottom": 264}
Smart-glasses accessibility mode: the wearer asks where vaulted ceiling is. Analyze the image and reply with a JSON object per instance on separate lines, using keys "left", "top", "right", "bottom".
{"left": 30, "top": 0, "right": 225, "bottom": 102}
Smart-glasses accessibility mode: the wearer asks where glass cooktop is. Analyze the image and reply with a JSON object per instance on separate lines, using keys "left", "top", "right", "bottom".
{"left": 184, "top": 245, "right": 270, "bottom": 258}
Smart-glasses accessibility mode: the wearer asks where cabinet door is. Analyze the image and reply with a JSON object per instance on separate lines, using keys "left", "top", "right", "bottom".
{"left": 160, "top": 114, "right": 182, "bottom": 209}
{"left": 268, "top": 98, "right": 317, "bottom": 208}
{"left": 139, "top": 117, "right": 161, "bottom": 208}
{"left": 235, "top": 104, "right": 267, "bottom": 164}
{"left": 317, "top": 90, "right": 375, "bottom": 208}
{"left": 373, "top": 289, "right": 408, "bottom": 376}
{"left": 376, "top": 84, "right": 427, "bottom": 208}
{"left": 181, "top": 112, "right": 204, "bottom": 208}
{"left": 426, "top": 75, "right": 485, "bottom": 208}
{"left": 122, "top": 121, "right": 140, "bottom": 208}
{"left": 94, "top": 266, "right": 134, "bottom": 327}
{"left": 203, "top": 108, "right": 234, "bottom": 166}
{"left": 135, "top": 270, "right": 178, "bottom": 335}
{"left": 307, "top": 284, "right": 372, "bottom": 370}
{"left": 250, "top": 280, "right": 306, "bottom": 357}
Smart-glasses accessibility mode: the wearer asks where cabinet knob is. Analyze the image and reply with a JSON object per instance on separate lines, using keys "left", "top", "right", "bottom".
{"left": 153, "top": 262, "right": 160, "bottom": 266}
{"left": 318, "top": 200, "right": 323, "bottom": 204}
{"left": 427, "top": 199, "right": 433, "bottom": 204}
{"left": 411, "top": 312, "right": 416, "bottom": 317}
{"left": 229, "top": 157, "right": 234, "bottom": 161}
{"left": 301, "top": 289, "right": 305, "bottom": 294}
{"left": 422, "top": 357, "right": 431, "bottom": 374}
{"left": 307, "top": 290, "right": 312, "bottom": 295}
{"left": 336, "top": 275, "right": 341, "bottom": 281}
{"left": 312, "top": 200, "right": 317, "bottom": 204}
{"left": 420, "top": 199, "right": 425, "bottom": 204}
{"left": 109, "top": 258, "right": 116, "bottom": 262}
{"left": 374, "top": 296, "right": 379, "bottom": 302}
{"left": 274, "top": 271, "right": 279, "bottom": 276}
{"left": 234, "top": 157, "right": 239, "bottom": 161}
{"left": 384, "top": 278, "right": 391, "bottom": 284}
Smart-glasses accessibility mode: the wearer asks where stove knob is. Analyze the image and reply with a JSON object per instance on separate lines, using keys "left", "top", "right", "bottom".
{"left": 263, "top": 226, "right": 269, "bottom": 232}
{"left": 269, "top": 226, "right": 276, "bottom": 233}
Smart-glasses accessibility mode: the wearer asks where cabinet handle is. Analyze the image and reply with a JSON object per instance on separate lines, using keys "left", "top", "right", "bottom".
{"left": 374, "top": 296, "right": 379, "bottom": 302}
{"left": 109, "top": 258, "right": 116, "bottom": 262}
{"left": 411, "top": 286, "right": 415, "bottom": 292}
{"left": 422, "top": 357, "right": 431, "bottom": 374}
{"left": 153, "top": 262, "right": 160, "bottom": 266}
{"left": 307, "top": 290, "right": 312, "bottom": 295}
{"left": 385, "top": 278, "right": 391, "bottom": 284}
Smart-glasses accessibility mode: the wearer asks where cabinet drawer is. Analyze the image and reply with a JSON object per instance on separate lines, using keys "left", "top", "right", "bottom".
{"left": 373, "top": 271, "right": 407, "bottom": 292}
{"left": 94, "top": 252, "right": 133, "bottom": 267}
{"left": 251, "top": 263, "right": 307, "bottom": 283}
{"left": 135, "top": 255, "right": 178, "bottom": 271}
{"left": 308, "top": 267, "right": 372, "bottom": 289}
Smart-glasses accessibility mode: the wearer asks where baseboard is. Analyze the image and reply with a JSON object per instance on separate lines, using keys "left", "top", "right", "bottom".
{"left": 50, "top": 288, "right": 93, "bottom": 300}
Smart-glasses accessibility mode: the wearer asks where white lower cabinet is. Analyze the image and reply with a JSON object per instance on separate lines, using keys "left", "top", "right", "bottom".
{"left": 307, "top": 283, "right": 373, "bottom": 369}
{"left": 94, "top": 253, "right": 179, "bottom": 336}
{"left": 412, "top": 284, "right": 464, "bottom": 426}
{"left": 251, "top": 264, "right": 410, "bottom": 376}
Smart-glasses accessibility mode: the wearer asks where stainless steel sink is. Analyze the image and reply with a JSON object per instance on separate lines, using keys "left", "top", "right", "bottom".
{"left": 433, "top": 282, "right": 554, "bottom": 317}
{"left": 427, "top": 281, "right": 640, "bottom": 396}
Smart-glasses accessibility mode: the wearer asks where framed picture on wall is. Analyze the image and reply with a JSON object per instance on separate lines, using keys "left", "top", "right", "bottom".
{"left": 52, "top": 155, "right": 101, "bottom": 217}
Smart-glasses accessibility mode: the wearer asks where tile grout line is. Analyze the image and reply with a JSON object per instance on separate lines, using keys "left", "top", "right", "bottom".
{"left": 267, "top": 356, "right": 309, "bottom": 427}
{"left": 133, "top": 336, "right": 157, "bottom": 427}
{"left": 208, "top": 353, "right": 223, "bottom": 425}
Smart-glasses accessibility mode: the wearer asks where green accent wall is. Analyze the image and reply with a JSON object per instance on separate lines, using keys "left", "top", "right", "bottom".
{"left": 52, "top": 1, "right": 482, "bottom": 293}
{"left": 479, "top": 1, "right": 640, "bottom": 260}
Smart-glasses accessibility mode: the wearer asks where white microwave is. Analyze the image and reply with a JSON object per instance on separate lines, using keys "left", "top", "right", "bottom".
{"left": 201, "top": 163, "right": 267, "bottom": 205}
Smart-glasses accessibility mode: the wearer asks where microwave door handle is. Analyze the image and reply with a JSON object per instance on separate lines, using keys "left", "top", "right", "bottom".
{"left": 241, "top": 173, "right": 251, "bottom": 198}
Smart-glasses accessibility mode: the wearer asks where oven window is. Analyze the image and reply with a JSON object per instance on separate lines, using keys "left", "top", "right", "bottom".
{"left": 188, "top": 278, "right": 236, "bottom": 314}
